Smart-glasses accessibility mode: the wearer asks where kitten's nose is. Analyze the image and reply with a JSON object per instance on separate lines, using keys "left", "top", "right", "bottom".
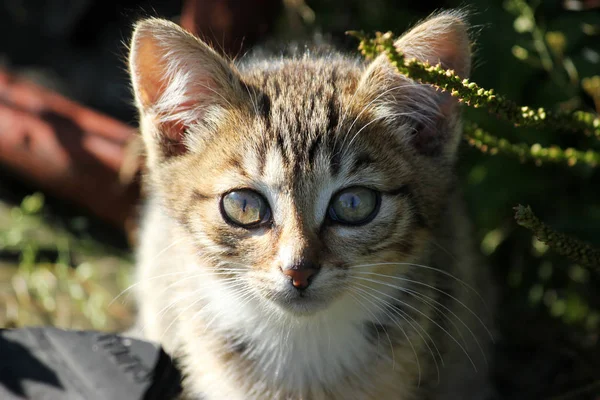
{"left": 281, "top": 262, "right": 320, "bottom": 290}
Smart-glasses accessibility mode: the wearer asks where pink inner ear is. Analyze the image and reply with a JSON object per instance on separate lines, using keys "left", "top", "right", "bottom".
{"left": 134, "top": 36, "right": 168, "bottom": 109}
{"left": 133, "top": 34, "right": 194, "bottom": 148}
{"left": 156, "top": 99, "right": 199, "bottom": 153}
{"left": 132, "top": 29, "right": 231, "bottom": 151}
{"left": 427, "top": 37, "right": 470, "bottom": 77}
{"left": 158, "top": 120, "right": 188, "bottom": 157}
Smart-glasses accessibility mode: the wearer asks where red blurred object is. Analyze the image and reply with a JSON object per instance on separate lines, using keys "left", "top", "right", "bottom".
{"left": 0, "top": 70, "right": 140, "bottom": 232}
{"left": 180, "top": 0, "right": 282, "bottom": 57}
{"left": 0, "top": 0, "right": 280, "bottom": 235}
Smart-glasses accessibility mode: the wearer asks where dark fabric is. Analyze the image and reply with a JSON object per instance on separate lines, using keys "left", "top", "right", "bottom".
{"left": 0, "top": 327, "right": 182, "bottom": 400}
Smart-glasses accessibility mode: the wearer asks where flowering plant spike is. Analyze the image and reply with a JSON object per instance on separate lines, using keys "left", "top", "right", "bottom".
{"left": 515, "top": 205, "right": 600, "bottom": 269}
{"left": 349, "top": 31, "right": 600, "bottom": 138}
{"left": 349, "top": 30, "right": 600, "bottom": 268}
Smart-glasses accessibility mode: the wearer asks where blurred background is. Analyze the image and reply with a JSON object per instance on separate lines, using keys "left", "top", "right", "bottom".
{"left": 1, "top": 0, "right": 599, "bottom": 398}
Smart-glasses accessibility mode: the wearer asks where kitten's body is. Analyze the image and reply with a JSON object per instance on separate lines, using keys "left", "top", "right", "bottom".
{"left": 130, "top": 13, "right": 495, "bottom": 400}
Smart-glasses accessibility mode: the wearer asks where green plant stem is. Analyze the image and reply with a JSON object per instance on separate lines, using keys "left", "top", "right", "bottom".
{"left": 511, "top": 0, "right": 554, "bottom": 72}
{"left": 514, "top": 205, "right": 600, "bottom": 268}
{"left": 350, "top": 31, "right": 600, "bottom": 138}
{"left": 464, "top": 123, "right": 600, "bottom": 167}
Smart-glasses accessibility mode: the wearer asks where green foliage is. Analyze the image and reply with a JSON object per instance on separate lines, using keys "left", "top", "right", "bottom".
{"left": 350, "top": 25, "right": 600, "bottom": 269}
{"left": 0, "top": 193, "right": 133, "bottom": 330}
{"left": 349, "top": 30, "right": 599, "bottom": 136}
{"left": 464, "top": 123, "right": 600, "bottom": 167}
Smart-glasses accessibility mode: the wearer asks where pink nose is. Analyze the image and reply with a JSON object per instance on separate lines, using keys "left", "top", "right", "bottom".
{"left": 281, "top": 267, "right": 319, "bottom": 290}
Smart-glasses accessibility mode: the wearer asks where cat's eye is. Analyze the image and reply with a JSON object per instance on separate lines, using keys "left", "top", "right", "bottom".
{"left": 221, "top": 189, "right": 271, "bottom": 228}
{"left": 328, "top": 187, "right": 380, "bottom": 226}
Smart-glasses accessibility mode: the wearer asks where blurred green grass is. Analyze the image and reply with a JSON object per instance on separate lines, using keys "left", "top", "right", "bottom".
{"left": 0, "top": 193, "right": 134, "bottom": 331}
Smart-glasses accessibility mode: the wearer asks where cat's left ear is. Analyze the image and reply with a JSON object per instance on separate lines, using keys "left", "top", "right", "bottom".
{"left": 358, "top": 12, "right": 472, "bottom": 158}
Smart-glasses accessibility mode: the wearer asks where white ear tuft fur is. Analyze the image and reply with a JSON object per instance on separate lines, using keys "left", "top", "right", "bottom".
{"left": 394, "top": 11, "right": 471, "bottom": 78}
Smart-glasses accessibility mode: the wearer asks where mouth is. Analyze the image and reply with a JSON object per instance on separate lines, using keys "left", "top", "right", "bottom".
{"left": 271, "top": 290, "right": 329, "bottom": 315}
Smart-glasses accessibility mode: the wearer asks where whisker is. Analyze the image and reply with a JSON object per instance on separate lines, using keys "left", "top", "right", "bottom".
{"left": 141, "top": 278, "right": 247, "bottom": 336}
{"left": 348, "top": 262, "right": 491, "bottom": 315}
{"left": 160, "top": 279, "right": 252, "bottom": 340}
{"left": 350, "top": 278, "right": 478, "bottom": 372}
{"left": 146, "top": 271, "right": 245, "bottom": 300}
{"left": 218, "top": 261, "right": 254, "bottom": 269}
{"left": 398, "top": 284, "right": 490, "bottom": 368}
{"left": 346, "top": 291, "right": 384, "bottom": 359}
{"left": 347, "top": 288, "right": 397, "bottom": 370}
{"left": 152, "top": 237, "right": 187, "bottom": 260}
{"left": 345, "top": 114, "right": 390, "bottom": 150}
{"left": 357, "top": 283, "right": 445, "bottom": 370}
{"left": 159, "top": 294, "right": 207, "bottom": 341}
{"left": 156, "top": 277, "right": 243, "bottom": 319}
{"left": 112, "top": 262, "right": 247, "bottom": 306}
{"left": 353, "top": 269, "right": 493, "bottom": 340}
{"left": 428, "top": 239, "right": 458, "bottom": 262}
{"left": 202, "top": 286, "right": 256, "bottom": 331}
{"left": 110, "top": 270, "right": 191, "bottom": 306}
{"left": 351, "top": 285, "right": 424, "bottom": 384}
{"left": 403, "top": 288, "right": 470, "bottom": 351}
{"left": 110, "top": 238, "right": 196, "bottom": 305}
{"left": 340, "top": 83, "right": 418, "bottom": 152}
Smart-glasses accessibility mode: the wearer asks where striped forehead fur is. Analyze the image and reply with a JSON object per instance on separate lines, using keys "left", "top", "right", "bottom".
{"left": 130, "top": 19, "right": 451, "bottom": 165}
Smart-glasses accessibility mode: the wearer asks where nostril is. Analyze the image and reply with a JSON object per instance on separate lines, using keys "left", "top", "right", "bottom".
{"left": 281, "top": 267, "right": 319, "bottom": 290}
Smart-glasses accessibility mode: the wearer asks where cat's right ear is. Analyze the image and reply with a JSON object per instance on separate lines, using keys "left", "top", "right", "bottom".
{"left": 356, "top": 12, "right": 471, "bottom": 159}
{"left": 129, "top": 18, "right": 244, "bottom": 164}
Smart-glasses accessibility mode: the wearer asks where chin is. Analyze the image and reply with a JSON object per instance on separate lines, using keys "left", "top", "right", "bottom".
{"left": 271, "top": 290, "right": 333, "bottom": 316}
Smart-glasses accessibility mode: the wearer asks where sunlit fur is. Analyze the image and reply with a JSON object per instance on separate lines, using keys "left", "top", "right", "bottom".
{"left": 128, "top": 10, "right": 495, "bottom": 400}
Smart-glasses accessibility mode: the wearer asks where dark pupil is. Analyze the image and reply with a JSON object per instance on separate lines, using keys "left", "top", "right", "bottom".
{"left": 342, "top": 193, "right": 359, "bottom": 209}
{"left": 222, "top": 190, "right": 267, "bottom": 227}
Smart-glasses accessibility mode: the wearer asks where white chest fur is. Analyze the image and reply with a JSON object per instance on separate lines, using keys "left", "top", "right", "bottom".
{"left": 170, "top": 270, "right": 409, "bottom": 400}
{"left": 197, "top": 278, "right": 377, "bottom": 392}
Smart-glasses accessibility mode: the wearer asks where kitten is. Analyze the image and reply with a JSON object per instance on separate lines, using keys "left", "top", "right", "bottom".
{"left": 129, "top": 11, "right": 495, "bottom": 400}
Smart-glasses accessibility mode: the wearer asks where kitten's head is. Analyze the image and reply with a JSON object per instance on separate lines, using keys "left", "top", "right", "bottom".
{"left": 129, "top": 13, "right": 471, "bottom": 316}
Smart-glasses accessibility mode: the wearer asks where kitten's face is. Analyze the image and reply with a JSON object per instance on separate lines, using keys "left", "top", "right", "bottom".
{"left": 130, "top": 17, "right": 470, "bottom": 316}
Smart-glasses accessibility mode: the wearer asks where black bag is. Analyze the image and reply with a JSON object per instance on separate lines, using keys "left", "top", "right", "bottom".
{"left": 0, "top": 327, "right": 182, "bottom": 400}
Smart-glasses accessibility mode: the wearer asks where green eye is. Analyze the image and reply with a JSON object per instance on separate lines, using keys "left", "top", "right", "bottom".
{"left": 221, "top": 190, "right": 271, "bottom": 228}
{"left": 328, "top": 187, "right": 380, "bottom": 225}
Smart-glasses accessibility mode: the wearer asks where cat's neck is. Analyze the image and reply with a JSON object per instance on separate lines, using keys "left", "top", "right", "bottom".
{"left": 178, "top": 272, "right": 418, "bottom": 399}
